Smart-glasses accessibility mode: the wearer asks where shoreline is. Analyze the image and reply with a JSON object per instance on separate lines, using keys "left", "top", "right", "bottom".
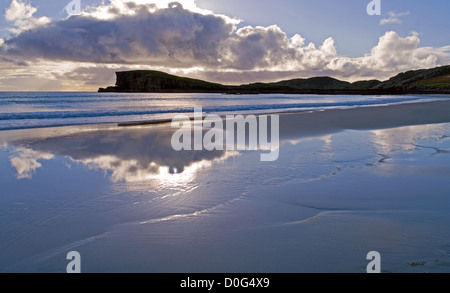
{"left": 99, "top": 89, "right": 450, "bottom": 95}
{"left": 119, "top": 99, "right": 450, "bottom": 135}
{"left": 1, "top": 99, "right": 450, "bottom": 136}
{"left": 277, "top": 99, "right": 450, "bottom": 139}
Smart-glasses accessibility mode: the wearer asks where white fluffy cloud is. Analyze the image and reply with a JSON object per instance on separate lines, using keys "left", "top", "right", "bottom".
{"left": 10, "top": 148, "right": 54, "bottom": 179}
{"left": 380, "top": 11, "right": 410, "bottom": 25}
{"left": 5, "top": 0, "right": 50, "bottom": 35}
{"left": 84, "top": 0, "right": 229, "bottom": 20}
{"left": 326, "top": 31, "right": 446, "bottom": 80}
{"left": 0, "top": 0, "right": 449, "bottom": 89}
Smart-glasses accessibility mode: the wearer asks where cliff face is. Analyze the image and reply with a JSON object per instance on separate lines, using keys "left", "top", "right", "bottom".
{"left": 116, "top": 71, "right": 162, "bottom": 92}
{"left": 99, "top": 66, "right": 450, "bottom": 94}
{"left": 99, "top": 70, "right": 226, "bottom": 93}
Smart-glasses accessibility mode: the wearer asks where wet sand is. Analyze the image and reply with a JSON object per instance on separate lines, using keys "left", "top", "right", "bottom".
{"left": 1, "top": 99, "right": 450, "bottom": 273}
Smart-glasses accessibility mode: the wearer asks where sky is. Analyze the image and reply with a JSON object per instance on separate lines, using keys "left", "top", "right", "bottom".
{"left": 0, "top": 0, "right": 449, "bottom": 91}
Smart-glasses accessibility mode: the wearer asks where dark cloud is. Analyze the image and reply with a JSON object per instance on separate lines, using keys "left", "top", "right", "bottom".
{"left": 1, "top": 3, "right": 234, "bottom": 67}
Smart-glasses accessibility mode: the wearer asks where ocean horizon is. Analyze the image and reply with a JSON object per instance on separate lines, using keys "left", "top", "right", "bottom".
{"left": 0, "top": 92, "right": 445, "bottom": 131}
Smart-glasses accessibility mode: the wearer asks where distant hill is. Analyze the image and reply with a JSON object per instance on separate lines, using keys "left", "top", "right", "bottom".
{"left": 348, "top": 80, "right": 383, "bottom": 90}
{"left": 273, "top": 77, "right": 351, "bottom": 90}
{"left": 99, "top": 65, "right": 450, "bottom": 94}
{"left": 374, "top": 65, "right": 450, "bottom": 92}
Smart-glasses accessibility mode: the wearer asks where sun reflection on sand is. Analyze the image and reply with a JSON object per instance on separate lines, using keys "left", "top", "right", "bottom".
{"left": 371, "top": 124, "right": 450, "bottom": 154}
{"left": 72, "top": 150, "right": 240, "bottom": 184}
{"left": 5, "top": 124, "right": 241, "bottom": 191}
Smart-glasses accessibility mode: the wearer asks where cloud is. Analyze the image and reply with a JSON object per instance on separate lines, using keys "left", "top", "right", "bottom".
{"left": 5, "top": 0, "right": 51, "bottom": 35}
{"left": 219, "top": 25, "right": 297, "bottom": 70}
{"left": 8, "top": 125, "right": 238, "bottom": 182}
{"left": 1, "top": 2, "right": 236, "bottom": 67}
{"left": 0, "top": 1, "right": 448, "bottom": 89}
{"left": 84, "top": 0, "right": 227, "bottom": 20}
{"left": 326, "top": 31, "right": 445, "bottom": 79}
{"left": 10, "top": 148, "right": 54, "bottom": 179}
{"left": 380, "top": 11, "right": 410, "bottom": 25}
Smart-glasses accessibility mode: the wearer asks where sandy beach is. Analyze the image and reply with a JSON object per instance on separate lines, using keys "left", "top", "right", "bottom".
{"left": 1, "top": 99, "right": 450, "bottom": 273}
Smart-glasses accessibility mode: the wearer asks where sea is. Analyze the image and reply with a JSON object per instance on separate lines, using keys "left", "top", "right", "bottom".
{"left": 0, "top": 92, "right": 444, "bottom": 131}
